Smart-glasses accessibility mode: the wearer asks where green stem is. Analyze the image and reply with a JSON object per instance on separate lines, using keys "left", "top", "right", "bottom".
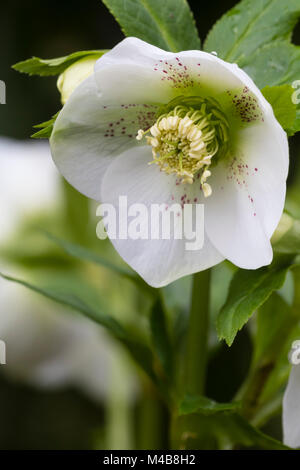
{"left": 235, "top": 362, "right": 274, "bottom": 420}
{"left": 137, "top": 380, "right": 168, "bottom": 450}
{"left": 185, "top": 270, "right": 211, "bottom": 396}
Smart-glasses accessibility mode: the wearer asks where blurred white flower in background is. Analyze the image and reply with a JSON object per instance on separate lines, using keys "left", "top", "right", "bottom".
{"left": 283, "top": 341, "right": 300, "bottom": 448}
{"left": 0, "top": 281, "right": 112, "bottom": 401}
{"left": 0, "top": 138, "right": 60, "bottom": 241}
{"left": 0, "top": 137, "right": 135, "bottom": 405}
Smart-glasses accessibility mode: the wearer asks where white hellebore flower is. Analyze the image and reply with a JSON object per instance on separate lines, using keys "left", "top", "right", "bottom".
{"left": 50, "top": 38, "right": 289, "bottom": 288}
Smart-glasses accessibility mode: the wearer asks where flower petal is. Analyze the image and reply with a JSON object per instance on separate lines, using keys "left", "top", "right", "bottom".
{"left": 237, "top": 117, "right": 288, "bottom": 237}
{"left": 204, "top": 104, "right": 288, "bottom": 269}
{"left": 100, "top": 146, "right": 223, "bottom": 287}
{"left": 94, "top": 38, "right": 176, "bottom": 105}
{"left": 283, "top": 365, "right": 300, "bottom": 448}
{"left": 204, "top": 164, "right": 272, "bottom": 269}
{"left": 50, "top": 74, "right": 159, "bottom": 200}
{"left": 51, "top": 37, "right": 285, "bottom": 204}
{"left": 94, "top": 37, "right": 267, "bottom": 110}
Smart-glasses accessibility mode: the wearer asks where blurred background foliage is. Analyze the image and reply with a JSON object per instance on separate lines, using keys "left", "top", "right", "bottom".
{"left": 0, "top": 0, "right": 299, "bottom": 449}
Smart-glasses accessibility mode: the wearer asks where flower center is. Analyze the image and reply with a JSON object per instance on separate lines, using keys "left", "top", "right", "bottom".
{"left": 136, "top": 96, "right": 229, "bottom": 197}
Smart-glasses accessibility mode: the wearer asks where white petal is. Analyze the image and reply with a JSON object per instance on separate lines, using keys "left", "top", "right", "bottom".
{"left": 100, "top": 146, "right": 223, "bottom": 287}
{"left": 94, "top": 37, "right": 274, "bottom": 112}
{"left": 50, "top": 74, "right": 158, "bottom": 200}
{"left": 51, "top": 37, "right": 285, "bottom": 204}
{"left": 94, "top": 38, "right": 176, "bottom": 105}
{"left": 204, "top": 161, "right": 272, "bottom": 269}
{"left": 283, "top": 365, "right": 300, "bottom": 448}
{"left": 204, "top": 102, "right": 288, "bottom": 269}
{"left": 238, "top": 120, "right": 288, "bottom": 237}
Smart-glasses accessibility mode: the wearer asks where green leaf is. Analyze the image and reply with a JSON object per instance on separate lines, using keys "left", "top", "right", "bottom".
{"left": 240, "top": 41, "right": 300, "bottom": 89}
{"left": 179, "top": 395, "right": 239, "bottom": 416}
{"left": 44, "top": 231, "right": 136, "bottom": 279}
{"left": 262, "top": 85, "right": 297, "bottom": 135}
{"left": 204, "top": 0, "right": 300, "bottom": 63}
{"left": 31, "top": 113, "right": 59, "bottom": 139}
{"left": 150, "top": 297, "right": 174, "bottom": 381}
{"left": 13, "top": 50, "right": 106, "bottom": 76}
{"left": 0, "top": 272, "right": 123, "bottom": 335}
{"left": 204, "top": 0, "right": 300, "bottom": 105}
{"left": 102, "top": 0, "right": 200, "bottom": 51}
{"left": 227, "top": 414, "right": 289, "bottom": 449}
{"left": 0, "top": 272, "right": 158, "bottom": 383}
{"left": 43, "top": 232, "right": 155, "bottom": 295}
{"left": 217, "top": 256, "right": 294, "bottom": 346}
{"left": 14, "top": 51, "right": 107, "bottom": 138}
{"left": 174, "top": 407, "right": 288, "bottom": 449}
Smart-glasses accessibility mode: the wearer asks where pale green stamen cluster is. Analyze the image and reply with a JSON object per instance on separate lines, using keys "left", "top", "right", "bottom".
{"left": 136, "top": 101, "right": 228, "bottom": 197}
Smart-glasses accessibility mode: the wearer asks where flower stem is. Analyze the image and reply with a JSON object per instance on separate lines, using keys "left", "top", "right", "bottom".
{"left": 185, "top": 269, "right": 211, "bottom": 396}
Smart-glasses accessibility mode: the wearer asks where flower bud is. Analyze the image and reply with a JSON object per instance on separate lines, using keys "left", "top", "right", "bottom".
{"left": 57, "top": 56, "right": 99, "bottom": 104}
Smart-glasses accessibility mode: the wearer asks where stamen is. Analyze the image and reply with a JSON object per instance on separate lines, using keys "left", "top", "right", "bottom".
{"left": 136, "top": 129, "right": 144, "bottom": 141}
{"left": 136, "top": 96, "right": 229, "bottom": 197}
